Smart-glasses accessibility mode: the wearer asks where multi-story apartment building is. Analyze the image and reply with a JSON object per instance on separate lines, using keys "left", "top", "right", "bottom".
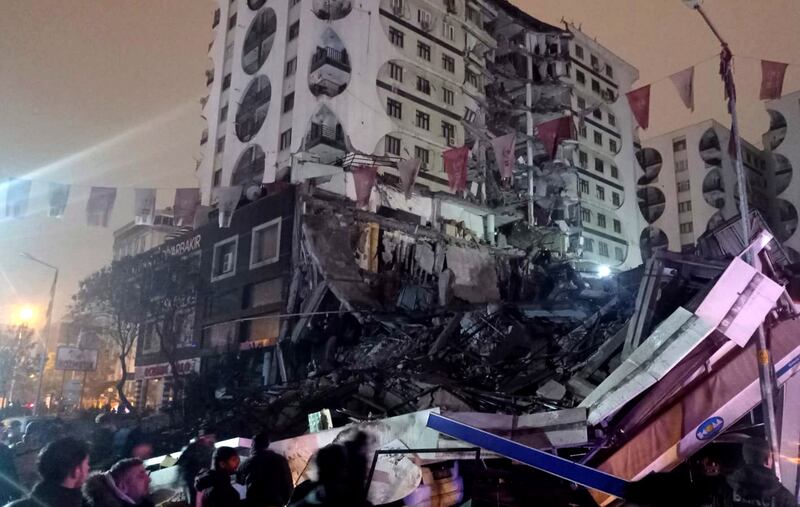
{"left": 639, "top": 120, "right": 770, "bottom": 257}
{"left": 112, "top": 209, "right": 182, "bottom": 261}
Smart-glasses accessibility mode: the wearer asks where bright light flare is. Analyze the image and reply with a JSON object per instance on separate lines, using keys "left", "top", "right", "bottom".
{"left": 781, "top": 455, "right": 800, "bottom": 464}
{"left": 16, "top": 305, "right": 36, "bottom": 324}
{"left": 598, "top": 265, "right": 612, "bottom": 278}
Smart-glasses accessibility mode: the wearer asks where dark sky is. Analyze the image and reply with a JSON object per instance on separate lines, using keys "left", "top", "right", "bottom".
{"left": 0, "top": 0, "right": 798, "bottom": 326}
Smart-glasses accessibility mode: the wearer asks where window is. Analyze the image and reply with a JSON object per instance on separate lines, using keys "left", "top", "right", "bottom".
{"left": 608, "top": 113, "right": 616, "bottom": 127}
{"left": 680, "top": 222, "right": 694, "bottom": 234}
{"left": 612, "top": 192, "right": 621, "bottom": 206}
{"left": 611, "top": 165, "right": 619, "bottom": 178}
{"left": 250, "top": 218, "right": 282, "bottom": 268}
{"left": 576, "top": 70, "right": 585, "bottom": 85}
{"left": 605, "top": 64, "right": 614, "bottom": 79}
{"left": 673, "top": 138, "right": 687, "bottom": 152}
{"left": 597, "top": 213, "right": 607, "bottom": 228}
{"left": 577, "top": 97, "right": 586, "bottom": 110}
{"left": 219, "top": 105, "right": 228, "bottom": 122}
{"left": 463, "top": 107, "right": 476, "bottom": 123}
{"left": 584, "top": 237, "right": 594, "bottom": 252}
{"left": 418, "top": 8, "right": 432, "bottom": 24}
{"left": 222, "top": 73, "right": 232, "bottom": 90}
{"left": 213, "top": 169, "right": 222, "bottom": 187}
{"left": 228, "top": 13, "right": 237, "bottom": 30}
{"left": 591, "top": 55, "right": 599, "bottom": 68}
{"left": 141, "top": 322, "right": 161, "bottom": 354}
{"left": 390, "top": 27, "right": 404, "bottom": 47}
{"left": 414, "top": 146, "right": 430, "bottom": 168}
{"left": 675, "top": 160, "right": 689, "bottom": 173}
{"left": 466, "top": 70, "right": 479, "bottom": 88}
{"left": 279, "top": 129, "right": 292, "bottom": 150}
{"left": 615, "top": 246, "right": 624, "bottom": 261}
{"left": 593, "top": 131, "right": 603, "bottom": 146}
{"left": 417, "top": 76, "right": 431, "bottom": 95}
{"left": 594, "top": 158, "right": 604, "bottom": 173}
{"left": 579, "top": 124, "right": 587, "bottom": 138}
{"left": 578, "top": 151, "right": 588, "bottom": 167}
{"left": 592, "top": 79, "right": 601, "bottom": 93}
{"left": 288, "top": 21, "right": 300, "bottom": 40}
{"left": 391, "top": 0, "right": 403, "bottom": 12}
{"left": 678, "top": 200, "right": 692, "bottom": 213}
{"left": 212, "top": 8, "right": 221, "bottom": 28}
{"left": 244, "top": 279, "right": 283, "bottom": 309}
{"left": 285, "top": 57, "right": 297, "bottom": 77}
{"left": 417, "top": 41, "right": 431, "bottom": 61}
{"left": 575, "top": 44, "right": 584, "bottom": 59}
{"left": 291, "top": 0, "right": 301, "bottom": 5}
{"left": 613, "top": 219, "right": 621, "bottom": 233}
{"left": 212, "top": 236, "right": 238, "bottom": 281}
{"left": 581, "top": 208, "right": 591, "bottom": 223}
{"left": 441, "top": 121, "right": 455, "bottom": 143}
{"left": 677, "top": 180, "right": 690, "bottom": 192}
{"left": 385, "top": 135, "right": 401, "bottom": 155}
{"left": 442, "top": 54, "right": 455, "bottom": 73}
{"left": 387, "top": 98, "right": 402, "bottom": 119}
{"left": 443, "top": 21, "right": 455, "bottom": 41}
{"left": 443, "top": 88, "right": 454, "bottom": 106}
{"left": 416, "top": 110, "right": 430, "bottom": 130}
{"left": 283, "top": 92, "right": 294, "bottom": 113}
{"left": 579, "top": 179, "right": 589, "bottom": 194}
{"left": 599, "top": 242, "right": 609, "bottom": 257}
{"left": 592, "top": 109, "right": 602, "bottom": 120}
{"left": 389, "top": 62, "right": 403, "bottom": 82}
{"left": 466, "top": 5, "right": 481, "bottom": 25}
{"left": 596, "top": 185, "right": 605, "bottom": 200}
{"left": 216, "top": 136, "right": 226, "bottom": 153}
{"left": 609, "top": 139, "right": 618, "bottom": 153}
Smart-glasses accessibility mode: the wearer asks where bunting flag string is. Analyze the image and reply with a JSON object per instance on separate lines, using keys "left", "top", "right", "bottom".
{"left": 397, "top": 158, "right": 422, "bottom": 199}
{"left": 669, "top": 66, "right": 695, "bottom": 111}
{"left": 535, "top": 116, "right": 574, "bottom": 159}
{"left": 443, "top": 146, "right": 470, "bottom": 192}
{"left": 490, "top": 133, "right": 517, "bottom": 179}
{"left": 760, "top": 60, "right": 789, "bottom": 100}
{"left": 351, "top": 165, "right": 378, "bottom": 208}
{"left": 626, "top": 85, "right": 651, "bottom": 130}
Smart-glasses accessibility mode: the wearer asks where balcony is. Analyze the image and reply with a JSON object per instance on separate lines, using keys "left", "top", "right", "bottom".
{"left": 306, "top": 122, "right": 346, "bottom": 152}
{"left": 310, "top": 46, "right": 351, "bottom": 74}
{"left": 313, "top": 0, "right": 352, "bottom": 20}
{"left": 637, "top": 187, "right": 665, "bottom": 224}
{"left": 232, "top": 146, "right": 266, "bottom": 187}
{"left": 309, "top": 79, "right": 347, "bottom": 97}
{"left": 766, "top": 110, "right": 787, "bottom": 151}
{"left": 308, "top": 32, "right": 351, "bottom": 98}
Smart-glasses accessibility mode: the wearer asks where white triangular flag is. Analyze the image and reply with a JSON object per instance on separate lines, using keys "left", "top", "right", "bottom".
{"left": 669, "top": 66, "right": 694, "bottom": 111}
{"left": 214, "top": 186, "right": 242, "bottom": 228}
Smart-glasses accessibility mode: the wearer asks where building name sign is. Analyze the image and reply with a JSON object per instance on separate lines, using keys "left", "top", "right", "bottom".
{"left": 55, "top": 347, "right": 99, "bottom": 371}
{"left": 135, "top": 358, "right": 200, "bottom": 380}
{"left": 164, "top": 235, "right": 201, "bottom": 257}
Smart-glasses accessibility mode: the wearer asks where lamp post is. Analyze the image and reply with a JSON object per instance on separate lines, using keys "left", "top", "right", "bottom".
{"left": 682, "top": 0, "right": 781, "bottom": 477}
{"left": 20, "top": 252, "right": 59, "bottom": 416}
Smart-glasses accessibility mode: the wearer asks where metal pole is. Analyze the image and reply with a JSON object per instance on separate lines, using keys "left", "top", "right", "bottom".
{"left": 6, "top": 325, "right": 26, "bottom": 406}
{"left": 34, "top": 269, "right": 58, "bottom": 416}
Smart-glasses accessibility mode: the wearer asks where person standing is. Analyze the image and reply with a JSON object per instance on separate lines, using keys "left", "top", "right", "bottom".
{"left": 5, "top": 437, "right": 90, "bottom": 507}
{"left": 195, "top": 447, "right": 241, "bottom": 507}
{"left": 237, "top": 432, "right": 293, "bottom": 507}
{"left": 0, "top": 441, "right": 20, "bottom": 504}
{"left": 83, "top": 458, "right": 154, "bottom": 507}
{"left": 176, "top": 424, "right": 216, "bottom": 507}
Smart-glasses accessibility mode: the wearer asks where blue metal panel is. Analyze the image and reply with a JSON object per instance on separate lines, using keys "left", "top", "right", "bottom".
{"left": 427, "top": 413, "right": 629, "bottom": 498}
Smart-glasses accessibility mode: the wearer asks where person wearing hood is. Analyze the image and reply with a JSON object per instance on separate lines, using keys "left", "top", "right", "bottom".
{"left": 82, "top": 458, "right": 153, "bottom": 507}
{"left": 237, "top": 431, "right": 293, "bottom": 507}
{"left": 176, "top": 424, "right": 217, "bottom": 507}
{"left": 713, "top": 437, "right": 796, "bottom": 507}
{"left": 5, "top": 437, "right": 90, "bottom": 507}
{"left": 196, "top": 447, "right": 241, "bottom": 507}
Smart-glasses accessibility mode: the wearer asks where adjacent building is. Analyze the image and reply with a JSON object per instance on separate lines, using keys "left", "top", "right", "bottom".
{"left": 112, "top": 209, "right": 183, "bottom": 261}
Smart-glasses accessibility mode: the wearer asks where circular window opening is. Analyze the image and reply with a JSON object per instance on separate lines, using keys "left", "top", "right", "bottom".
{"left": 248, "top": 0, "right": 267, "bottom": 10}
{"left": 236, "top": 75, "right": 272, "bottom": 142}
{"left": 232, "top": 145, "right": 266, "bottom": 188}
{"left": 312, "top": 0, "right": 352, "bottom": 20}
{"left": 242, "top": 8, "right": 277, "bottom": 74}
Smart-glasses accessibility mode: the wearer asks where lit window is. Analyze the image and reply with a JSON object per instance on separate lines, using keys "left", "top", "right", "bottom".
{"left": 250, "top": 218, "right": 282, "bottom": 268}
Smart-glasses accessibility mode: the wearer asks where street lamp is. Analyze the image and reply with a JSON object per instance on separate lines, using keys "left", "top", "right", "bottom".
{"left": 681, "top": 1, "right": 781, "bottom": 477}
{"left": 20, "top": 252, "right": 59, "bottom": 416}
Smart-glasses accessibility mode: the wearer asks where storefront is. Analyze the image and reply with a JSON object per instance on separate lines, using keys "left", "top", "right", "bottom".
{"left": 133, "top": 358, "right": 201, "bottom": 411}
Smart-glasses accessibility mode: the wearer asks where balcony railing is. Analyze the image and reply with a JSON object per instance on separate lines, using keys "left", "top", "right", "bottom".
{"left": 310, "top": 46, "right": 351, "bottom": 73}
{"left": 305, "top": 122, "right": 346, "bottom": 151}
{"left": 309, "top": 79, "right": 347, "bottom": 97}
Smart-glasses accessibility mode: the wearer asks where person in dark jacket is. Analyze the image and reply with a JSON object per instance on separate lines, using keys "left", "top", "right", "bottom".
{"left": 176, "top": 424, "right": 217, "bottom": 507}
{"left": 712, "top": 437, "right": 796, "bottom": 507}
{"left": 5, "top": 437, "right": 90, "bottom": 507}
{"left": 195, "top": 447, "right": 241, "bottom": 507}
{"left": 0, "top": 442, "right": 21, "bottom": 504}
{"left": 83, "top": 458, "right": 154, "bottom": 507}
{"left": 237, "top": 432, "right": 293, "bottom": 507}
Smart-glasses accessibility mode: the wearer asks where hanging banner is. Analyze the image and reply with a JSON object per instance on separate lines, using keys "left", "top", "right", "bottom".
{"left": 5, "top": 179, "right": 31, "bottom": 218}
{"left": 173, "top": 188, "right": 201, "bottom": 227}
{"left": 490, "top": 133, "right": 516, "bottom": 179}
{"left": 760, "top": 60, "right": 789, "bottom": 100}
{"left": 669, "top": 66, "right": 694, "bottom": 111}
{"left": 719, "top": 46, "right": 736, "bottom": 114}
{"left": 397, "top": 158, "right": 421, "bottom": 199}
{"left": 87, "top": 187, "right": 117, "bottom": 227}
{"left": 443, "top": 146, "right": 470, "bottom": 192}
{"left": 536, "top": 116, "right": 573, "bottom": 159}
{"left": 626, "top": 85, "right": 651, "bottom": 130}
{"left": 214, "top": 186, "right": 242, "bottom": 228}
{"left": 352, "top": 165, "right": 378, "bottom": 208}
{"left": 134, "top": 188, "right": 157, "bottom": 225}
{"left": 47, "top": 182, "right": 70, "bottom": 218}
{"left": 55, "top": 346, "right": 98, "bottom": 371}
{"left": 193, "top": 205, "right": 213, "bottom": 229}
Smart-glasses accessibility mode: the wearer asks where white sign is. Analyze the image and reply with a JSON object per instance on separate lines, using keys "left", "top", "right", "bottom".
{"left": 55, "top": 347, "right": 98, "bottom": 371}
{"left": 134, "top": 358, "right": 200, "bottom": 380}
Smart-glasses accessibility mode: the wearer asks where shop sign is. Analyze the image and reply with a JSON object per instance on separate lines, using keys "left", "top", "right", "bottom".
{"left": 55, "top": 346, "right": 98, "bottom": 371}
{"left": 135, "top": 358, "right": 200, "bottom": 380}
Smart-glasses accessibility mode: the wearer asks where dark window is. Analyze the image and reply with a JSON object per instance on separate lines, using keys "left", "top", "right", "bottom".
{"left": 592, "top": 79, "right": 601, "bottom": 93}
{"left": 584, "top": 237, "right": 593, "bottom": 252}
{"left": 577, "top": 97, "right": 586, "bottom": 110}
{"left": 673, "top": 138, "right": 687, "bottom": 152}
{"left": 387, "top": 98, "right": 402, "bottom": 119}
{"left": 416, "top": 110, "right": 430, "bottom": 130}
{"left": 212, "top": 238, "right": 237, "bottom": 279}
{"left": 466, "top": 70, "right": 479, "bottom": 88}
{"left": 279, "top": 129, "right": 292, "bottom": 150}
{"left": 442, "top": 54, "right": 455, "bottom": 73}
{"left": 219, "top": 105, "right": 228, "bottom": 122}
{"left": 250, "top": 219, "right": 281, "bottom": 267}
{"left": 579, "top": 179, "right": 589, "bottom": 194}
{"left": 605, "top": 64, "right": 614, "bottom": 78}
{"left": 613, "top": 219, "right": 621, "bottom": 233}
{"left": 285, "top": 57, "right": 297, "bottom": 77}
{"left": 442, "top": 121, "right": 455, "bottom": 142}
{"left": 579, "top": 124, "right": 587, "bottom": 138}
{"left": 213, "top": 8, "right": 221, "bottom": 28}
{"left": 678, "top": 200, "right": 692, "bottom": 212}
{"left": 595, "top": 158, "right": 604, "bottom": 173}
{"left": 677, "top": 180, "right": 690, "bottom": 192}
{"left": 222, "top": 73, "right": 232, "bottom": 90}
{"left": 243, "top": 279, "right": 283, "bottom": 309}
{"left": 228, "top": 13, "right": 238, "bottom": 30}
{"left": 216, "top": 136, "right": 226, "bottom": 153}
{"left": 283, "top": 92, "right": 294, "bottom": 113}
{"left": 385, "top": 135, "right": 401, "bottom": 155}
{"left": 576, "top": 70, "right": 585, "bottom": 85}
{"left": 612, "top": 192, "right": 621, "bottom": 206}
{"left": 611, "top": 165, "right": 619, "bottom": 178}
{"left": 596, "top": 185, "right": 605, "bottom": 200}
{"left": 592, "top": 108, "right": 602, "bottom": 120}
{"left": 579, "top": 151, "right": 588, "bottom": 167}
{"left": 390, "top": 27, "right": 404, "bottom": 47}
{"left": 599, "top": 242, "right": 609, "bottom": 257}
{"left": 591, "top": 54, "right": 599, "bottom": 68}
{"left": 575, "top": 44, "right": 584, "bottom": 59}
{"left": 466, "top": 5, "right": 481, "bottom": 25}
{"left": 597, "top": 213, "right": 607, "bottom": 228}
{"left": 608, "top": 113, "right": 616, "bottom": 126}
{"left": 443, "top": 88, "right": 454, "bottom": 105}
{"left": 593, "top": 131, "right": 603, "bottom": 146}
{"left": 414, "top": 146, "right": 430, "bottom": 167}
{"left": 288, "top": 21, "right": 300, "bottom": 40}
{"left": 581, "top": 208, "right": 591, "bottom": 223}
{"left": 417, "top": 76, "right": 431, "bottom": 95}
{"left": 417, "top": 41, "right": 431, "bottom": 61}
{"left": 680, "top": 222, "right": 694, "bottom": 233}
{"left": 389, "top": 62, "right": 403, "bottom": 82}
{"left": 609, "top": 139, "right": 618, "bottom": 153}
{"left": 291, "top": 0, "right": 301, "bottom": 5}
{"left": 213, "top": 169, "right": 222, "bottom": 187}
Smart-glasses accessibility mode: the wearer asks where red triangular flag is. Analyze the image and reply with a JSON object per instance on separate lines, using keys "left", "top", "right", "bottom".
{"left": 443, "top": 146, "right": 470, "bottom": 192}
{"left": 626, "top": 85, "right": 651, "bottom": 129}
{"left": 535, "top": 116, "right": 573, "bottom": 159}
{"left": 760, "top": 60, "right": 788, "bottom": 100}
{"left": 669, "top": 67, "right": 694, "bottom": 111}
{"left": 397, "top": 158, "right": 421, "bottom": 199}
{"left": 490, "top": 133, "right": 516, "bottom": 179}
{"left": 352, "top": 165, "right": 377, "bottom": 208}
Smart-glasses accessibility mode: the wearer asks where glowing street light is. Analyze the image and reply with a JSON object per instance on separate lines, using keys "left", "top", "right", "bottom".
{"left": 597, "top": 265, "right": 612, "bottom": 278}
{"left": 17, "top": 305, "right": 35, "bottom": 325}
